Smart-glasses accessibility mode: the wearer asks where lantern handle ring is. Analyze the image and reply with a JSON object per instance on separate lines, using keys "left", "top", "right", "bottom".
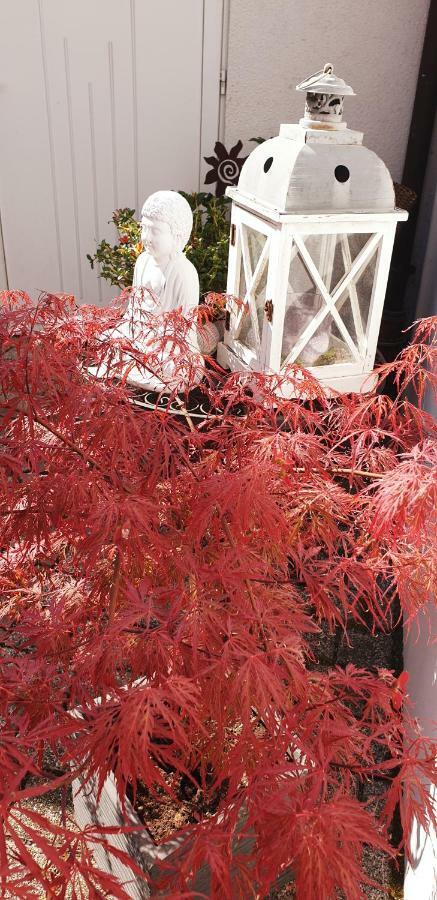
{"left": 296, "top": 63, "right": 333, "bottom": 92}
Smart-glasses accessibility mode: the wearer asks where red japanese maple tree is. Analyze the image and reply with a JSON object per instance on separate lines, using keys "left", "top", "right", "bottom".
{"left": 0, "top": 290, "right": 435, "bottom": 899}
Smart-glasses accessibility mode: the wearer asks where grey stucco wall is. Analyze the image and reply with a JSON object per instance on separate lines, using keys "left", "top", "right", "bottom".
{"left": 223, "top": 0, "right": 430, "bottom": 182}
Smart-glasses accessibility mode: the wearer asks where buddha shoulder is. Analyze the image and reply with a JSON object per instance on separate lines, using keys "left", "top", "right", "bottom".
{"left": 133, "top": 250, "right": 153, "bottom": 281}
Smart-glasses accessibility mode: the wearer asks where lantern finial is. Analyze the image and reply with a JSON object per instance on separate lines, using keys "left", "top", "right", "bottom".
{"left": 296, "top": 64, "right": 355, "bottom": 130}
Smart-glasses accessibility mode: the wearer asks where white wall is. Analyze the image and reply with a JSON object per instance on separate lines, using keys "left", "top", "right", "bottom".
{"left": 224, "top": 0, "right": 430, "bottom": 182}
{"left": 404, "top": 608, "right": 437, "bottom": 900}
{"left": 403, "top": 111, "right": 437, "bottom": 900}
{"left": 0, "top": 212, "right": 7, "bottom": 290}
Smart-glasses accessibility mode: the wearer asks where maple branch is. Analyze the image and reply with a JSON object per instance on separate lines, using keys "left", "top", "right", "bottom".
{"left": 330, "top": 466, "right": 386, "bottom": 480}
{"left": 279, "top": 465, "right": 387, "bottom": 481}
{"left": 174, "top": 396, "right": 196, "bottom": 434}
{"left": 329, "top": 760, "right": 394, "bottom": 780}
{"left": 19, "top": 405, "right": 138, "bottom": 500}
{"left": 23, "top": 408, "right": 107, "bottom": 476}
{"left": 108, "top": 550, "right": 122, "bottom": 623}
{"left": 301, "top": 691, "right": 358, "bottom": 715}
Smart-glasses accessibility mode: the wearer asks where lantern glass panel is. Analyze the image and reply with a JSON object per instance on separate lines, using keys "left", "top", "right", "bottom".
{"left": 236, "top": 225, "right": 269, "bottom": 352}
{"left": 281, "top": 233, "right": 379, "bottom": 367}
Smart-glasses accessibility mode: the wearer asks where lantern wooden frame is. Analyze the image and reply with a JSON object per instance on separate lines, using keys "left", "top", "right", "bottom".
{"left": 217, "top": 192, "right": 407, "bottom": 396}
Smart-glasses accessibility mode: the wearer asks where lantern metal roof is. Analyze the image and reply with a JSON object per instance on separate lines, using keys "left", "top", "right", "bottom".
{"left": 232, "top": 65, "right": 396, "bottom": 216}
{"left": 295, "top": 64, "right": 355, "bottom": 97}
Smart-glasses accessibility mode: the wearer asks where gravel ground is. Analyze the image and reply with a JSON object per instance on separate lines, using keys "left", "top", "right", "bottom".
{"left": 5, "top": 783, "right": 76, "bottom": 899}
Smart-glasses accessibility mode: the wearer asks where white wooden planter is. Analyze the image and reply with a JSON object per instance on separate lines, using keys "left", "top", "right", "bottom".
{"left": 73, "top": 772, "right": 293, "bottom": 898}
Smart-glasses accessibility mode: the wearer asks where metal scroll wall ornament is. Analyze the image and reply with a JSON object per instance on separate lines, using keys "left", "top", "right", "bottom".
{"left": 203, "top": 140, "right": 247, "bottom": 197}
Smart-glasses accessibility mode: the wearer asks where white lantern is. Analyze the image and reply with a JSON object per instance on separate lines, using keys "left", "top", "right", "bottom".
{"left": 217, "top": 64, "right": 408, "bottom": 395}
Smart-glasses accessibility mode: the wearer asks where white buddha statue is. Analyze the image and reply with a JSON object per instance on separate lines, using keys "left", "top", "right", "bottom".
{"left": 133, "top": 190, "right": 199, "bottom": 316}
{"left": 115, "top": 190, "right": 202, "bottom": 391}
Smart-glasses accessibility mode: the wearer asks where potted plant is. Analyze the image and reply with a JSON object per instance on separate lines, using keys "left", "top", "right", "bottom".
{"left": 0, "top": 291, "right": 435, "bottom": 898}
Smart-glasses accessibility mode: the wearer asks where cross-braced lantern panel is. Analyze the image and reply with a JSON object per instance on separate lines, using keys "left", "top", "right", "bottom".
{"left": 235, "top": 224, "right": 271, "bottom": 355}
{"left": 281, "top": 232, "right": 381, "bottom": 368}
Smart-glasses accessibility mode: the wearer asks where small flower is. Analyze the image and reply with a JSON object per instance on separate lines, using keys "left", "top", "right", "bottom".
{"left": 204, "top": 140, "right": 247, "bottom": 197}
{"left": 119, "top": 235, "right": 129, "bottom": 245}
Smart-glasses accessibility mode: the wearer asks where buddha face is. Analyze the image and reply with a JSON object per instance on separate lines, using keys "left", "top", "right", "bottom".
{"left": 140, "top": 215, "right": 175, "bottom": 264}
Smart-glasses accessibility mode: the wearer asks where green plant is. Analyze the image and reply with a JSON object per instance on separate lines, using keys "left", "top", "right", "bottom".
{"left": 87, "top": 207, "right": 142, "bottom": 289}
{"left": 87, "top": 192, "right": 231, "bottom": 302}
{"left": 181, "top": 191, "right": 231, "bottom": 298}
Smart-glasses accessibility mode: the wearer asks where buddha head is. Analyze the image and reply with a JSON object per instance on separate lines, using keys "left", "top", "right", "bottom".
{"left": 140, "top": 190, "right": 193, "bottom": 265}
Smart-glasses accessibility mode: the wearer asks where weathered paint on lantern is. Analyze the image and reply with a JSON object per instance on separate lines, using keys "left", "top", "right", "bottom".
{"left": 217, "top": 64, "right": 408, "bottom": 396}
{"left": 237, "top": 129, "right": 395, "bottom": 214}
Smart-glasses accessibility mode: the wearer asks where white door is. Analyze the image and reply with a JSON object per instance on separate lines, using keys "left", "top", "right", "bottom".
{"left": 0, "top": 0, "right": 223, "bottom": 304}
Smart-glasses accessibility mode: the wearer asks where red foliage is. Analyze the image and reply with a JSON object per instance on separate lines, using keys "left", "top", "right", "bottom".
{"left": 0, "top": 291, "right": 436, "bottom": 898}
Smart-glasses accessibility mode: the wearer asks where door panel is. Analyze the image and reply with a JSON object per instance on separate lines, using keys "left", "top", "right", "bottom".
{"left": 0, "top": 0, "right": 222, "bottom": 303}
